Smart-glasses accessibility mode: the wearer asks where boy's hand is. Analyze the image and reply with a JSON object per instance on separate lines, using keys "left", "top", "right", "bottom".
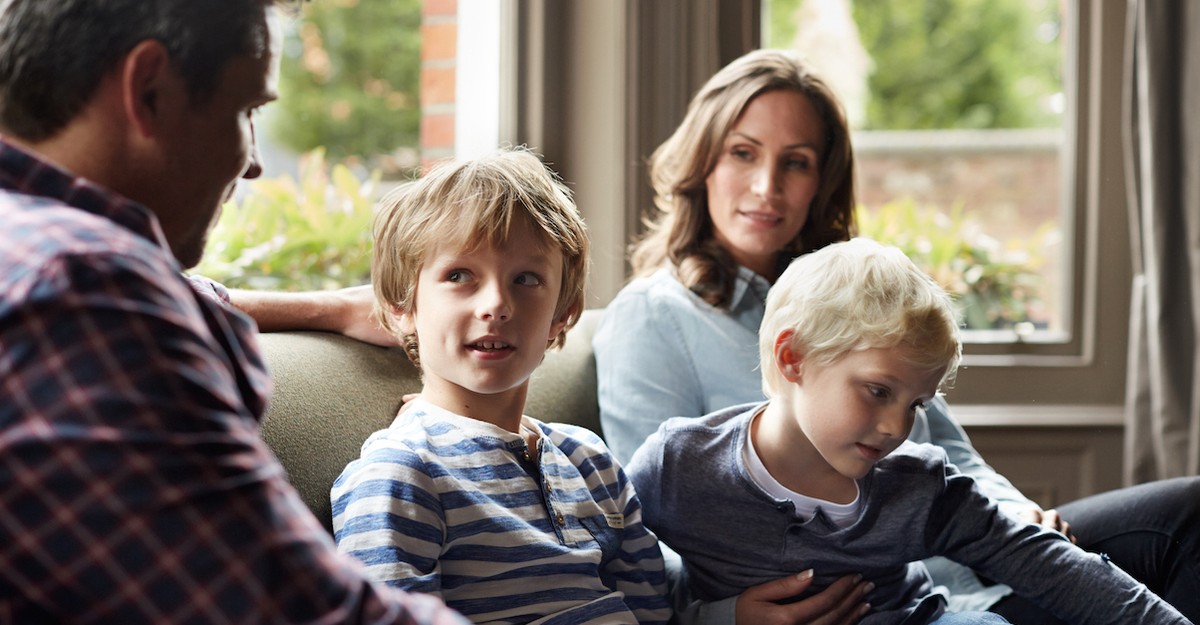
{"left": 1018, "top": 507, "right": 1077, "bottom": 544}
{"left": 735, "top": 570, "right": 871, "bottom": 625}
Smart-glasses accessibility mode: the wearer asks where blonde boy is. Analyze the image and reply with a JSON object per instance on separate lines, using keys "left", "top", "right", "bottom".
{"left": 332, "top": 149, "right": 671, "bottom": 625}
{"left": 627, "top": 238, "right": 1187, "bottom": 624}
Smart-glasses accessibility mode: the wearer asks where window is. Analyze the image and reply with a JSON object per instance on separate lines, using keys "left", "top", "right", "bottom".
{"left": 195, "top": 0, "right": 427, "bottom": 291}
{"left": 525, "top": 0, "right": 1130, "bottom": 412}
{"left": 200, "top": 0, "right": 1132, "bottom": 411}
{"left": 764, "top": 0, "right": 1069, "bottom": 344}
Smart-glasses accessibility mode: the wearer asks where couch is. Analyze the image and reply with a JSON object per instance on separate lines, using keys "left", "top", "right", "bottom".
{"left": 258, "top": 309, "right": 605, "bottom": 532}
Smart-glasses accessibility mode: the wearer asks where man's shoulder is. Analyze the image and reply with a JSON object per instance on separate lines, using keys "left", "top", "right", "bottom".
{"left": 0, "top": 193, "right": 172, "bottom": 287}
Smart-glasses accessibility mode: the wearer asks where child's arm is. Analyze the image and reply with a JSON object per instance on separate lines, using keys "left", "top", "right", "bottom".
{"left": 919, "top": 397, "right": 1040, "bottom": 516}
{"left": 569, "top": 432, "right": 673, "bottom": 625}
{"left": 930, "top": 465, "right": 1188, "bottom": 624}
{"left": 331, "top": 445, "right": 446, "bottom": 596}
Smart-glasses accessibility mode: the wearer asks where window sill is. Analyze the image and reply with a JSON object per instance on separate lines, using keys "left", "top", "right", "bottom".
{"left": 951, "top": 404, "right": 1124, "bottom": 428}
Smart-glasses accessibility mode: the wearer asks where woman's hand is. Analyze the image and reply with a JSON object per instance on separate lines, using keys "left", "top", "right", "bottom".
{"left": 1018, "top": 507, "right": 1076, "bottom": 543}
{"left": 735, "top": 570, "right": 871, "bottom": 625}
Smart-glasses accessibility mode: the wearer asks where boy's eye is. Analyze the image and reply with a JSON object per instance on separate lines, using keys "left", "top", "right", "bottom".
{"left": 514, "top": 272, "right": 542, "bottom": 286}
{"left": 866, "top": 385, "right": 889, "bottom": 400}
{"left": 446, "top": 269, "right": 470, "bottom": 283}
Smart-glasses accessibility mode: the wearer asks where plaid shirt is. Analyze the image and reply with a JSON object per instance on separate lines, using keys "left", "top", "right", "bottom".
{"left": 0, "top": 138, "right": 469, "bottom": 625}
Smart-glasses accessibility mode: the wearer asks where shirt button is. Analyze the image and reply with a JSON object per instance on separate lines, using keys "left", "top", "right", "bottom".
{"left": 556, "top": 511, "right": 566, "bottom": 526}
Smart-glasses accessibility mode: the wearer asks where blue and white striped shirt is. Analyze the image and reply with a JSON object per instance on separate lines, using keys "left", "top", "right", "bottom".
{"left": 332, "top": 399, "right": 671, "bottom": 625}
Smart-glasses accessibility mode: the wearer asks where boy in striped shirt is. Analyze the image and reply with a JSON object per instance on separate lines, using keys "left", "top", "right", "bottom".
{"left": 331, "top": 148, "right": 671, "bottom": 625}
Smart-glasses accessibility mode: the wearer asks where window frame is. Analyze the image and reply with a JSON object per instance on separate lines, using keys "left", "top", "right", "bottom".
{"left": 502, "top": 0, "right": 1130, "bottom": 413}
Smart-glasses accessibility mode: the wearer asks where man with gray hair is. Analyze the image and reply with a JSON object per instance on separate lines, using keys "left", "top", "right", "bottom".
{"left": 0, "top": 2, "right": 467, "bottom": 623}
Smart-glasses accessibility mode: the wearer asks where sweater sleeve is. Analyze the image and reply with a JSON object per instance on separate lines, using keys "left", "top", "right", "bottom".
{"left": 921, "top": 397, "right": 1038, "bottom": 515}
{"left": 929, "top": 463, "right": 1189, "bottom": 624}
{"left": 626, "top": 424, "right": 747, "bottom": 625}
{"left": 331, "top": 442, "right": 447, "bottom": 596}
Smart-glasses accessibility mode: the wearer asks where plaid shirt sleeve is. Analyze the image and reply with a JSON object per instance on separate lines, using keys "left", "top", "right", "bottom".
{"left": 0, "top": 248, "right": 469, "bottom": 625}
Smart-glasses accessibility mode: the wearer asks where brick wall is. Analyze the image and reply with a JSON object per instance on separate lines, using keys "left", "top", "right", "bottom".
{"left": 420, "top": 0, "right": 457, "bottom": 170}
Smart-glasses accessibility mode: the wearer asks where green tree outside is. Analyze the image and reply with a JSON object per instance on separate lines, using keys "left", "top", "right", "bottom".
{"left": 270, "top": 0, "right": 422, "bottom": 176}
{"left": 765, "top": 0, "right": 1063, "bottom": 130}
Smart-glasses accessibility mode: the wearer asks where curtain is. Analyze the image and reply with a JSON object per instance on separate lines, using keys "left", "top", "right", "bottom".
{"left": 1122, "top": 0, "right": 1200, "bottom": 483}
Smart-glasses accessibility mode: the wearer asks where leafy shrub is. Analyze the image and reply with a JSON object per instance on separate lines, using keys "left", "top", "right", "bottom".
{"left": 194, "top": 148, "right": 382, "bottom": 291}
{"left": 856, "top": 200, "right": 1057, "bottom": 330}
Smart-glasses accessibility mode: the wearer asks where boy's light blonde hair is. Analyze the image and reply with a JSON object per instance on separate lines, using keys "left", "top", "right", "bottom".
{"left": 372, "top": 148, "right": 590, "bottom": 366}
{"left": 759, "top": 237, "right": 961, "bottom": 398}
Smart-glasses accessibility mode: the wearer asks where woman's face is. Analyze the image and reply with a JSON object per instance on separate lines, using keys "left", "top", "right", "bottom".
{"left": 705, "top": 89, "right": 824, "bottom": 279}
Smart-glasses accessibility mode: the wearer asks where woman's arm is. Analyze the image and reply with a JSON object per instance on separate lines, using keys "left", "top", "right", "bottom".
{"left": 228, "top": 284, "right": 399, "bottom": 346}
{"left": 593, "top": 288, "right": 706, "bottom": 464}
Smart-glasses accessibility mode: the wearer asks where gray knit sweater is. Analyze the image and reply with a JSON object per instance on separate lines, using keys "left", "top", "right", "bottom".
{"left": 626, "top": 402, "right": 1190, "bottom": 625}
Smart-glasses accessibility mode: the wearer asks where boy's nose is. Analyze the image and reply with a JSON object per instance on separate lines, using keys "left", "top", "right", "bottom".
{"left": 477, "top": 283, "right": 512, "bottom": 321}
{"left": 876, "top": 407, "right": 911, "bottom": 439}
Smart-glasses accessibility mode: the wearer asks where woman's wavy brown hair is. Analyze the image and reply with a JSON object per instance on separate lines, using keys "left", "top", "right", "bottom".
{"left": 629, "top": 49, "right": 857, "bottom": 307}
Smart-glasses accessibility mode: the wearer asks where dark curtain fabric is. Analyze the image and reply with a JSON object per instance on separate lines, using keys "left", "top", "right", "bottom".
{"left": 1122, "top": 0, "right": 1200, "bottom": 483}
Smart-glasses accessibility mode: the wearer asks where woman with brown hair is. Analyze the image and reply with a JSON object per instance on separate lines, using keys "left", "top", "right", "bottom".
{"left": 598, "top": 49, "right": 856, "bottom": 463}
{"left": 594, "top": 48, "right": 1199, "bottom": 625}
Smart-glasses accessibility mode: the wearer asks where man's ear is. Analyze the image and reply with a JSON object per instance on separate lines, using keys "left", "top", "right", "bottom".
{"left": 774, "top": 329, "right": 804, "bottom": 383}
{"left": 119, "top": 40, "right": 175, "bottom": 138}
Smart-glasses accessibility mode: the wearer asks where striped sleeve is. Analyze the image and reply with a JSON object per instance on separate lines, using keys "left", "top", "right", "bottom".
{"left": 332, "top": 437, "right": 447, "bottom": 596}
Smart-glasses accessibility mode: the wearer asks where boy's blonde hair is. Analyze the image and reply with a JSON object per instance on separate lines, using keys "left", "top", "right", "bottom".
{"left": 759, "top": 238, "right": 961, "bottom": 398}
{"left": 372, "top": 148, "right": 590, "bottom": 365}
